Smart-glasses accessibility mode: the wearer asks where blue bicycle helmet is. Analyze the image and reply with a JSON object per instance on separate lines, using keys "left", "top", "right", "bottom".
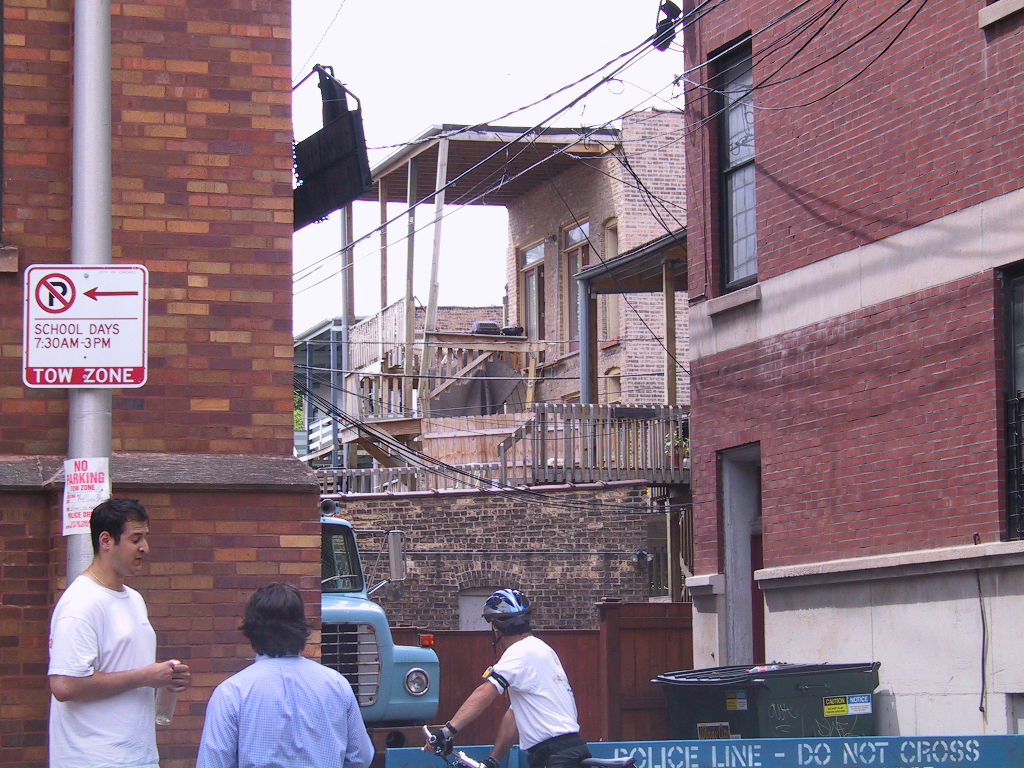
{"left": 482, "top": 589, "right": 532, "bottom": 634}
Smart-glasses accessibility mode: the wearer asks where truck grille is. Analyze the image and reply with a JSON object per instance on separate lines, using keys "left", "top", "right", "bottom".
{"left": 321, "top": 622, "right": 381, "bottom": 706}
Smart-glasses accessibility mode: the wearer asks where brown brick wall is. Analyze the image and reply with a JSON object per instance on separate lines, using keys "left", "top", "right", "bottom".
{"left": 1, "top": 0, "right": 294, "bottom": 455}
{"left": 506, "top": 110, "right": 689, "bottom": 405}
{"left": 0, "top": 477, "right": 320, "bottom": 768}
{"left": 331, "top": 483, "right": 655, "bottom": 630}
{"left": 689, "top": 273, "right": 1004, "bottom": 573}
{"left": 683, "top": 0, "right": 1024, "bottom": 300}
{"left": 415, "top": 305, "right": 504, "bottom": 334}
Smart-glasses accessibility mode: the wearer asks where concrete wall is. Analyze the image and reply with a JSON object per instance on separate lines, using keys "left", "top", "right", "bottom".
{"left": 756, "top": 542, "right": 1024, "bottom": 736}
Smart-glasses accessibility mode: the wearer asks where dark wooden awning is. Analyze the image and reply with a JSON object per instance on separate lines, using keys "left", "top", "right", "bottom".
{"left": 358, "top": 124, "right": 620, "bottom": 208}
{"left": 577, "top": 228, "right": 687, "bottom": 294}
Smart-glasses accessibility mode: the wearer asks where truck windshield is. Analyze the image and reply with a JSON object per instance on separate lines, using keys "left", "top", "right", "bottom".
{"left": 321, "top": 524, "right": 364, "bottom": 593}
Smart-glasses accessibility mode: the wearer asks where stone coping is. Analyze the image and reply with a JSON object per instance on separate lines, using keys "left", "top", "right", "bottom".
{"left": 754, "top": 539, "right": 1024, "bottom": 590}
{"left": 322, "top": 478, "right": 648, "bottom": 501}
{"left": 0, "top": 453, "right": 318, "bottom": 491}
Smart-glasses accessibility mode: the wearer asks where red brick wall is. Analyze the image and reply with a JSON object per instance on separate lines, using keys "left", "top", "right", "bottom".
{"left": 0, "top": 493, "right": 51, "bottom": 767}
{"left": 1, "top": 0, "right": 294, "bottom": 455}
{"left": 0, "top": 481, "right": 320, "bottom": 768}
{"left": 683, "top": 0, "right": 1024, "bottom": 300}
{"left": 690, "top": 273, "right": 1005, "bottom": 572}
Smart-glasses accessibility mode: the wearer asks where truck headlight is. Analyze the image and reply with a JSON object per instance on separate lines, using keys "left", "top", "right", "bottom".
{"left": 404, "top": 668, "right": 430, "bottom": 696}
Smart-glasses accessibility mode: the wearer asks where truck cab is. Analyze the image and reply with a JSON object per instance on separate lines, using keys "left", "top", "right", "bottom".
{"left": 320, "top": 513, "right": 439, "bottom": 751}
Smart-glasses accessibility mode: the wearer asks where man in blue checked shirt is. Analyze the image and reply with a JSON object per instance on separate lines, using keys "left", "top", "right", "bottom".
{"left": 197, "top": 582, "right": 374, "bottom": 768}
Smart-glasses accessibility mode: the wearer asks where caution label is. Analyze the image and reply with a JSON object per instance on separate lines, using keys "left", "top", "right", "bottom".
{"left": 823, "top": 693, "right": 872, "bottom": 717}
{"left": 726, "top": 690, "right": 748, "bottom": 711}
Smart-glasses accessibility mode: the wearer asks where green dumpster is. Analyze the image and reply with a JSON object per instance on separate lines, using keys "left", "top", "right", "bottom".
{"left": 654, "top": 662, "right": 881, "bottom": 740}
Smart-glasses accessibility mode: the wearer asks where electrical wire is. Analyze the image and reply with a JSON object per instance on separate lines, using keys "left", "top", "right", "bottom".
{"left": 293, "top": 0, "right": 349, "bottom": 81}
{"left": 297, "top": 375, "right": 686, "bottom": 513}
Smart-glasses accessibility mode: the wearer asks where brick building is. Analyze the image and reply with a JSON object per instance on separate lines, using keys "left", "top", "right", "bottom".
{"left": 0, "top": 3, "right": 318, "bottom": 767}
{"left": 330, "top": 481, "right": 653, "bottom": 631}
{"left": 682, "top": 0, "right": 1024, "bottom": 734}
{"left": 505, "top": 109, "right": 690, "bottom": 406}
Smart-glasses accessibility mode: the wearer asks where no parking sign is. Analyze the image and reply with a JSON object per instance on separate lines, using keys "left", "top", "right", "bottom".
{"left": 23, "top": 264, "right": 148, "bottom": 388}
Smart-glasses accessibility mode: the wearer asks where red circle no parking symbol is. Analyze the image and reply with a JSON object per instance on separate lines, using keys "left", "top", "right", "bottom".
{"left": 35, "top": 273, "right": 76, "bottom": 314}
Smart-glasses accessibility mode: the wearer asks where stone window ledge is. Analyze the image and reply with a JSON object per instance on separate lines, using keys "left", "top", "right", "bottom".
{"left": 980, "top": 0, "right": 1024, "bottom": 28}
{"left": 707, "top": 283, "right": 761, "bottom": 316}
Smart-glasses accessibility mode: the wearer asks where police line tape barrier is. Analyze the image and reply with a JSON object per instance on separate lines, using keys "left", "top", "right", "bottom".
{"left": 386, "top": 736, "right": 1024, "bottom": 768}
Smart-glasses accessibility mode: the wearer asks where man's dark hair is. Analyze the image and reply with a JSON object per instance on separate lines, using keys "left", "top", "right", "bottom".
{"left": 241, "top": 582, "right": 311, "bottom": 657}
{"left": 90, "top": 498, "right": 149, "bottom": 554}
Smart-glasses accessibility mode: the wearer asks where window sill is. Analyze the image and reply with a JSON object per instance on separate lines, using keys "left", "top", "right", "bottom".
{"left": 706, "top": 283, "right": 761, "bottom": 317}
{"left": 599, "top": 340, "right": 621, "bottom": 350}
{"left": 0, "top": 245, "right": 17, "bottom": 273}
{"left": 979, "top": 0, "right": 1024, "bottom": 27}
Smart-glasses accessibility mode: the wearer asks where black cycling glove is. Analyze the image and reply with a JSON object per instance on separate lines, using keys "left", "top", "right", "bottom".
{"left": 484, "top": 757, "right": 502, "bottom": 768}
{"left": 426, "top": 723, "right": 457, "bottom": 757}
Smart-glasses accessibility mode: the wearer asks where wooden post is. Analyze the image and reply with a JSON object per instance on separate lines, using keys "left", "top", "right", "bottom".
{"left": 418, "top": 137, "right": 449, "bottom": 418}
{"left": 403, "top": 158, "right": 418, "bottom": 412}
{"left": 379, "top": 178, "right": 388, "bottom": 311}
{"left": 663, "top": 261, "right": 677, "bottom": 405}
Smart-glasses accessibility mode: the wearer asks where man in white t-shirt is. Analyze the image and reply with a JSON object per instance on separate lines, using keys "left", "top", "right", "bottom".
{"left": 48, "top": 498, "right": 191, "bottom": 768}
{"left": 425, "top": 589, "right": 590, "bottom": 768}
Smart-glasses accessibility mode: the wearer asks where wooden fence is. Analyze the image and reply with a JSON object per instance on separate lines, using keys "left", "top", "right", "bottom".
{"left": 392, "top": 602, "right": 692, "bottom": 747}
{"left": 497, "top": 403, "right": 690, "bottom": 486}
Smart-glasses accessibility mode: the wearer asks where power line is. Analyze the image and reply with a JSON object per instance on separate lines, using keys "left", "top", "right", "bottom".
{"left": 297, "top": 376, "right": 685, "bottom": 513}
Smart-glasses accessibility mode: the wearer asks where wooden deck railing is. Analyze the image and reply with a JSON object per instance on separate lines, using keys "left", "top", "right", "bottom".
{"left": 497, "top": 402, "right": 689, "bottom": 486}
{"left": 313, "top": 403, "right": 689, "bottom": 493}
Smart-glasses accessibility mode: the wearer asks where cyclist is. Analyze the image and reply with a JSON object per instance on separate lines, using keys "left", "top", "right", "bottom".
{"left": 424, "top": 589, "right": 590, "bottom": 768}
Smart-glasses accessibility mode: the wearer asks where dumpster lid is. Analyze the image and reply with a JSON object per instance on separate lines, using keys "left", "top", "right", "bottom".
{"left": 653, "top": 662, "right": 880, "bottom": 686}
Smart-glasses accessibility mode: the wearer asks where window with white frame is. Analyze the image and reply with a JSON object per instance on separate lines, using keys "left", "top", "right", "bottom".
{"left": 519, "top": 241, "right": 545, "bottom": 341}
{"left": 601, "top": 220, "right": 621, "bottom": 343}
{"left": 719, "top": 43, "right": 756, "bottom": 290}
{"left": 562, "top": 222, "right": 590, "bottom": 354}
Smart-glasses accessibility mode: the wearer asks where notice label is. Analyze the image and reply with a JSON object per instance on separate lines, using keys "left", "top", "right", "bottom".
{"left": 62, "top": 457, "right": 110, "bottom": 535}
{"left": 726, "top": 690, "right": 748, "bottom": 711}
{"left": 823, "top": 693, "right": 872, "bottom": 717}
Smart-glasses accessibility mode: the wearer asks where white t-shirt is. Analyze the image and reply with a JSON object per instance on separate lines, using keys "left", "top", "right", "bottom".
{"left": 485, "top": 635, "right": 580, "bottom": 750}
{"left": 48, "top": 575, "right": 158, "bottom": 768}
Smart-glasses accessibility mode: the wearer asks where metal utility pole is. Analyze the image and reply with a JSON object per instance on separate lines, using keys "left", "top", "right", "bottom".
{"left": 67, "top": 0, "right": 113, "bottom": 581}
{"left": 338, "top": 203, "right": 354, "bottom": 467}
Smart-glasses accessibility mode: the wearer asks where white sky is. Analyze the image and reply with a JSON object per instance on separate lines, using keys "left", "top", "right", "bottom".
{"left": 291, "top": 1, "right": 685, "bottom": 335}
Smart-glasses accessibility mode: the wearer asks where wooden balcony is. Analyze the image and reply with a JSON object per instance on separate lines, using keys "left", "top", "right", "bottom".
{"left": 315, "top": 402, "right": 689, "bottom": 494}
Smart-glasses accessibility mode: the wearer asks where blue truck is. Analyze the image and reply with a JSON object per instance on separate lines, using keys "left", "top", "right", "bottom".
{"left": 320, "top": 502, "right": 439, "bottom": 757}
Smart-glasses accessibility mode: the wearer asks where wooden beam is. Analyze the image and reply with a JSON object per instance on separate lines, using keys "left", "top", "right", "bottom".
{"left": 663, "top": 261, "right": 677, "bottom": 405}
{"left": 402, "top": 158, "right": 418, "bottom": 410}
{"left": 525, "top": 356, "right": 537, "bottom": 408}
{"left": 429, "top": 351, "right": 492, "bottom": 400}
{"left": 379, "top": 179, "right": 388, "bottom": 310}
{"left": 418, "top": 137, "right": 449, "bottom": 418}
{"left": 355, "top": 437, "right": 402, "bottom": 467}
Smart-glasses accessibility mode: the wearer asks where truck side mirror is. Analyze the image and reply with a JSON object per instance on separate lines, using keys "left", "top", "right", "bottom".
{"left": 387, "top": 530, "right": 406, "bottom": 582}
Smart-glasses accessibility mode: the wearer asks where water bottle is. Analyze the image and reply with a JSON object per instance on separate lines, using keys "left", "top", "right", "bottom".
{"left": 155, "top": 659, "right": 180, "bottom": 726}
